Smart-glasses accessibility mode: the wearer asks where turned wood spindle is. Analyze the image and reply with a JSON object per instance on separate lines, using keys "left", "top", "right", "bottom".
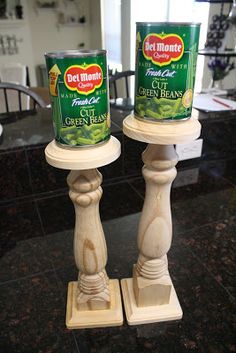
{"left": 45, "top": 137, "right": 123, "bottom": 329}
{"left": 67, "top": 169, "right": 110, "bottom": 310}
{"left": 121, "top": 115, "right": 201, "bottom": 325}
{"left": 133, "top": 144, "right": 178, "bottom": 307}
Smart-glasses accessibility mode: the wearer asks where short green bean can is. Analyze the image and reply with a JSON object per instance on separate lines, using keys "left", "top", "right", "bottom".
{"left": 45, "top": 50, "right": 110, "bottom": 147}
{"left": 135, "top": 22, "right": 200, "bottom": 121}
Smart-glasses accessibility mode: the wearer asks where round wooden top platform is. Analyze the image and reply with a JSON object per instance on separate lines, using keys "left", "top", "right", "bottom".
{"left": 45, "top": 136, "right": 121, "bottom": 170}
{"left": 123, "top": 115, "right": 201, "bottom": 145}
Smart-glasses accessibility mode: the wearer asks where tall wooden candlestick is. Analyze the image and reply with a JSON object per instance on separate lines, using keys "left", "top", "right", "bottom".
{"left": 67, "top": 169, "right": 110, "bottom": 311}
{"left": 45, "top": 137, "right": 123, "bottom": 329}
{"left": 121, "top": 115, "right": 201, "bottom": 325}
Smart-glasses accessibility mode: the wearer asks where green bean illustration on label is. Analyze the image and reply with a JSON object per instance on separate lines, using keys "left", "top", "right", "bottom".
{"left": 135, "top": 22, "right": 200, "bottom": 121}
{"left": 45, "top": 50, "right": 110, "bottom": 147}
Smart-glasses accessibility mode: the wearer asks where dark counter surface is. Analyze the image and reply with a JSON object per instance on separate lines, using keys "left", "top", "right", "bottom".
{"left": 0, "top": 107, "right": 122, "bottom": 151}
{"left": 0, "top": 106, "right": 236, "bottom": 353}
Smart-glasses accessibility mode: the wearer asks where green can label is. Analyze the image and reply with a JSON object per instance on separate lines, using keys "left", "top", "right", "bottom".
{"left": 45, "top": 51, "right": 110, "bottom": 147}
{"left": 135, "top": 23, "right": 200, "bottom": 121}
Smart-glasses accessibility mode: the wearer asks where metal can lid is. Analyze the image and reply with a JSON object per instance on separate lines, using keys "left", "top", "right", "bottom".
{"left": 136, "top": 21, "right": 201, "bottom": 27}
{"left": 45, "top": 49, "right": 107, "bottom": 59}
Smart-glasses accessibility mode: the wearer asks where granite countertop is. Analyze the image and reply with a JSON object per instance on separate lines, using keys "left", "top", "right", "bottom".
{"left": 1, "top": 104, "right": 236, "bottom": 153}
{"left": 0, "top": 104, "right": 236, "bottom": 352}
{"left": 0, "top": 107, "right": 123, "bottom": 151}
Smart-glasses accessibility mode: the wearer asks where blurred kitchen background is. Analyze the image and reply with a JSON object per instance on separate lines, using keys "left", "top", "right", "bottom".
{"left": 0, "top": 0, "right": 235, "bottom": 93}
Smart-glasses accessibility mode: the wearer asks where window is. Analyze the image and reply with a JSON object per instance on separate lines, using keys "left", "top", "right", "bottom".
{"left": 102, "top": 0, "right": 210, "bottom": 91}
{"left": 101, "top": 0, "right": 122, "bottom": 72}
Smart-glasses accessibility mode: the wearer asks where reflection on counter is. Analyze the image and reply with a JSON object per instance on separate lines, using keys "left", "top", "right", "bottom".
{"left": 0, "top": 104, "right": 236, "bottom": 352}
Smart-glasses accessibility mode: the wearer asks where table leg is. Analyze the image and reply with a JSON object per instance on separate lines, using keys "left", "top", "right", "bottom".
{"left": 121, "top": 144, "right": 183, "bottom": 325}
{"left": 66, "top": 169, "right": 123, "bottom": 329}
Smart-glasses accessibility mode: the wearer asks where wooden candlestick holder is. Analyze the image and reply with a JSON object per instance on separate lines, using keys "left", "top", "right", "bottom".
{"left": 45, "top": 137, "right": 123, "bottom": 329}
{"left": 121, "top": 115, "right": 201, "bottom": 325}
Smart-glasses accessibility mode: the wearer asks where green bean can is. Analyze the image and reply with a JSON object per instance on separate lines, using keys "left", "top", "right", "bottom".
{"left": 135, "top": 22, "right": 201, "bottom": 121}
{"left": 45, "top": 50, "right": 110, "bottom": 147}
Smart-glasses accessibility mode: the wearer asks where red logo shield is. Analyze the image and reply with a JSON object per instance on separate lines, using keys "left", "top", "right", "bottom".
{"left": 64, "top": 64, "right": 103, "bottom": 95}
{"left": 143, "top": 33, "right": 184, "bottom": 66}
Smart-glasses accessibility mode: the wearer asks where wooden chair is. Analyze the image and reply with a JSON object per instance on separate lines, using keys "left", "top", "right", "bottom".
{"left": 109, "top": 70, "right": 135, "bottom": 99}
{"left": 0, "top": 82, "right": 47, "bottom": 114}
{"left": 0, "top": 63, "right": 27, "bottom": 86}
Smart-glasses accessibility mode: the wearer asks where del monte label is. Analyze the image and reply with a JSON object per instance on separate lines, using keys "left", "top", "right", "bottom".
{"left": 143, "top": 33, "right": 184, "bottom": 66}
{"left": 64, "top": 64, "right": 103, "bottom": 95}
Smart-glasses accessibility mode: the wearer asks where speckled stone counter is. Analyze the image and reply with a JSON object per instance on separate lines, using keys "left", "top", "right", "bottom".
{"left": 0, "top": 106, "right": 236, "bottom": 352}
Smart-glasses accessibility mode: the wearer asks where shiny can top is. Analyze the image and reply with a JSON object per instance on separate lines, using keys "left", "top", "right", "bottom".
{"left": 45, "top": 49, "right": 107, "bottom": 59}
{"left": 136, "top": 22, "right": 201, "bottom": 27}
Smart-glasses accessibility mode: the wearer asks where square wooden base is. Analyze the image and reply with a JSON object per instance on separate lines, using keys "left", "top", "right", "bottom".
{"left": 121, "top": 278, "right": 183, "bottom": 325}
{"left": 66, "top": 280, "right": 123, "bottom": 329}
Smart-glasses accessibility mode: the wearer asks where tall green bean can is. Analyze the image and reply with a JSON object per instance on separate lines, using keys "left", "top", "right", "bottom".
{"left": 45, "top": 50, "right": 110, "bottom": 147}
{"left": 135, "top": 22, "right": 200, "bottom": 121}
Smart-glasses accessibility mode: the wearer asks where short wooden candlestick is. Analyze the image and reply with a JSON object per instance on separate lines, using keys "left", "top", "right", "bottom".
{"left": 121, "top": 115, "right": 201, "bottom": 325}
{"left": 45, "top": 137, "right": 123, "bottom": 329}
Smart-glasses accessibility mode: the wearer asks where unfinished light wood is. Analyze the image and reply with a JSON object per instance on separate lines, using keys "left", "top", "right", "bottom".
{"left": 67, "top": 168, "right": 111, "bottom": 311}
{"left": 123, "top": 114, "right": 201, "bottom": 145}
{"left": 121, "top": 115, "right": 201, "bottom": 325}
{"left": 66, "top": 280, "right": 123, "bottom": 329}
{"left": 45, "top": 137, "right": 123, "bottom": 329}
{"left": 121, "top": 278, "right": 182, "bottom": 325}
{"left": 45, "top": 136, "right": 120, "bottom": 170}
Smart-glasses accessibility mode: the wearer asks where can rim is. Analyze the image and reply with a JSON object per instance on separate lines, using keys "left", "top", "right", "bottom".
{"left": 45, "top": 49, "right": 107, "bottom": 58}
{"left": 136, "top": 21, "right": 201, "bottom": 26}
{"left": 134, "top": 114, "right": 190, "bottom": 123}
